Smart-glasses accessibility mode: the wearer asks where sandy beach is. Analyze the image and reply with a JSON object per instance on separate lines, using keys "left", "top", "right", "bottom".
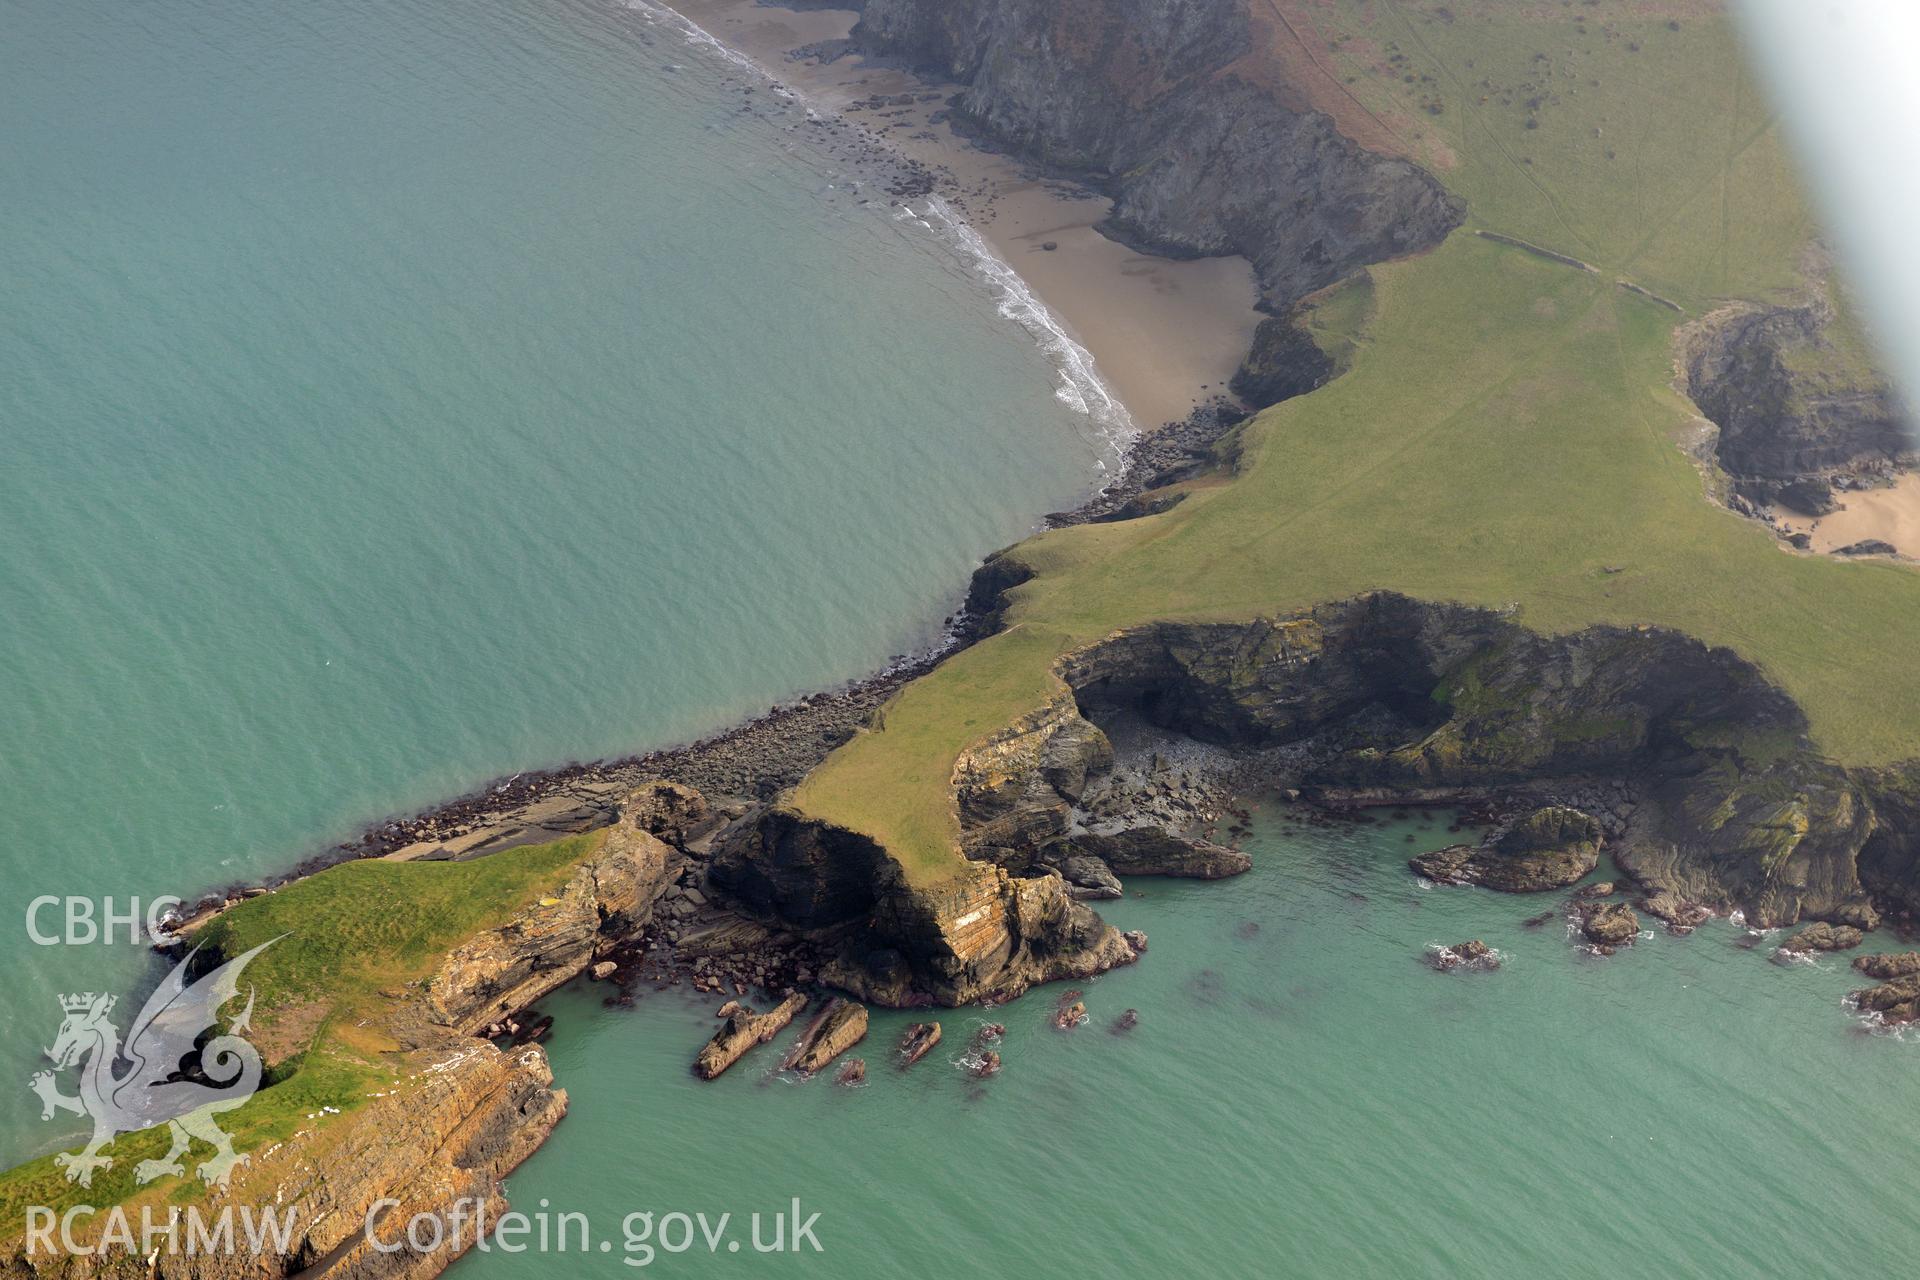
{"left": 648, "top": 0, "right": 1263, "bottom": 431}
{"left": 1771, "top": 473, "right": 1920, "bottom": 557}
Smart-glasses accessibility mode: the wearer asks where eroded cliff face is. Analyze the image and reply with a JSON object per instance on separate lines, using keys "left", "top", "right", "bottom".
{"left": 710, "top": 578, "right": 1920, "bottom": 983}
{"left": 950, "top": 586, "right": 1915, "bottom": 929}
{"left": 182, "top": 1042, "right": 565, "bottom": 1280}
{"left": 709, "top": 804, "right": 1135, "bottom": 1006}
{"left": 1686, "top": 300, "right": 1914, "bottom": 514}
{"left": 952, "top": 688, "right": 1112, "bottom": 860}
{"left": 426, "top": 816, "right": 684, "bottom": 1035}
{"left": 3, "top": 790, "right": 686, "bottom": 1280}
{"left": 853, "top": 0, "right": 1464, "bottom": 329}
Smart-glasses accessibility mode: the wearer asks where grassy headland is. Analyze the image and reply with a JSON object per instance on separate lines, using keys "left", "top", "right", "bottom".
{"left": 0, "top": 833, "right": 598, "bottom": 1224}
{"left": 794, "top": 1, "right": 1920, "bottom": 884}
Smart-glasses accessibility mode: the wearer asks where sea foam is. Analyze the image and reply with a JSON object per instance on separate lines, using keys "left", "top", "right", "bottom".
{"left": 625, "top": 0, "right": 1137, "bottom": 473}
{"left": 904, "top": 197, "right": 1138, "bottom": 466}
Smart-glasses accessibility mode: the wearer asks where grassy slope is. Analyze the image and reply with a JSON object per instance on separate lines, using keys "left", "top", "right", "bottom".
{"left": 0, "top": 834, "right": 596, "bottom": 1226}
{"left": 794, "top": 0, "right": 1920, "bottom": 885}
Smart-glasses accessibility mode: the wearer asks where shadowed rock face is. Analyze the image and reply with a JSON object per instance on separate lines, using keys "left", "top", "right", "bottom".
{"left": 1686, "top": 301, "right": 1914, "bottom": 513}
{"left": 709, "top": 806, "right": 1136, "bottom": 1007}
{"left": 712, "top": 591, "right": 1915, "bottom": 1005}
{"left": 1065, "top": 827, "right": 1251, "bottom": 879}
{"left": 1044, "top": 592, "right": 1909, "bottom": 928}
{"left": 1857, "top": 769, "right": 1920, "bottom": 920}
{"left": 708, "top": 806, "right": 893, "bottom": 934}
{"left": 854, "top": 0, "right": 1464, "bottom": 318}
{"left": 1232, "top": 314, "right": 1339, "bottom": 408}
{"left": 1780, "top": 922, "right": 1863, "bottom": 953}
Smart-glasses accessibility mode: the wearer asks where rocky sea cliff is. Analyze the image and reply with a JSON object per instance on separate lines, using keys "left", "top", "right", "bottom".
{"left": 12, "top": 1, "right": 1920, "bottom": 1275}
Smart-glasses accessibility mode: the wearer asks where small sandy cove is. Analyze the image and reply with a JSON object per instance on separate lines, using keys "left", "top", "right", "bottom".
{"left": 653, "top": 0, "right": 1262, "bottom": 431}
{"left": 1772, "top": 473, "right": 1920, "bottom": 557}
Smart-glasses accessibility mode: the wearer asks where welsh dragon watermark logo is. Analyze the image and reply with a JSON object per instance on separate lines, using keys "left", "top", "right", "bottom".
{"left": 29, "top": 940, "right": 276, "bottom": 1188}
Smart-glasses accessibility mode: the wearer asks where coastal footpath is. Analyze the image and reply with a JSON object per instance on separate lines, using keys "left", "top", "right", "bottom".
{"left": 10, "top": 0, "right": 1920, "bottom": 1273}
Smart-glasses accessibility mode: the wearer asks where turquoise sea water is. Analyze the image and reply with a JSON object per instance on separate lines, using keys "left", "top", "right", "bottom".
{"left": 477, "top": 805, "right": 1920, "bottom": 1278}
{"left": 5, "top": 1, "right": 1919, "bottom": 1275}
{"left": 0, "top": 0, "right": 1107, "bottom": 1146}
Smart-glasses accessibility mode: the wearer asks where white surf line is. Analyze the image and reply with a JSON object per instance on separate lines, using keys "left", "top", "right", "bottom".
{"left": 622, "top": 0, "right": 782, "bottom": 90}
{"left": 619, "top": 0, "right": 1139, "bottom": 471}
{"left": 905, "top": 196, "right": 1139, "bottom": 467}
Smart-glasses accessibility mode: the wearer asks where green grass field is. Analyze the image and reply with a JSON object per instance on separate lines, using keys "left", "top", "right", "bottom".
{"left": 1294, "top": 0, "right": 1814, "bottom": 306}
{"left": 794, "top": 1, "right": 1920, "bottom": 886}
{"left": 199, "top": 831, "right": 595, "bottom": 1015}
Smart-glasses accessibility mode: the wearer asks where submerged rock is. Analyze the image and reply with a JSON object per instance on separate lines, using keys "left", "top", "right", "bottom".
{"left": 1411, "top": 807, "right": 1602, "bottom": 892}
{"left": 1852, "top": 974, "right": 1920, "bottom": 1024}
{"left": 1112, "top": 1008, "right": 1140, "bottom": 1032}
{"left": 898, "top": 1021, "right": 943, "bottom": 1067}
{"left": 1427, "top": 940, "right": 1500, "bottom": 972}
{"left": 1640, "top": 891, "right": 1712, "bottom": 932}
{"left": 835, "top": 1057, "right": 867, "bottom": 1086}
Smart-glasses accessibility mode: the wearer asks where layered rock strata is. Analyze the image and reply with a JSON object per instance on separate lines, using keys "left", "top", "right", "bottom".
{"left": 12, "top": 787, "right": 688, "bottom": 1280}
{"left": 781, "top": 997, "right": 870, "bottom": 1074}
{"left": 697, "top": 992, "right": 810, "bottom": 1079}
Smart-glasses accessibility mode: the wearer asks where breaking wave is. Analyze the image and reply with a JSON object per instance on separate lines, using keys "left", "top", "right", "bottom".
{"left": 622, "top": 0, "right": 791, "bottom": 95}
{"left": 614, "top": 0, "right": 1117, "bottom": 664}
{"left": 902, "top": 196, "right": 1137, "bottom": 468}
{"left": 623, "top": 0, "right": 1137, "bottom": 477}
